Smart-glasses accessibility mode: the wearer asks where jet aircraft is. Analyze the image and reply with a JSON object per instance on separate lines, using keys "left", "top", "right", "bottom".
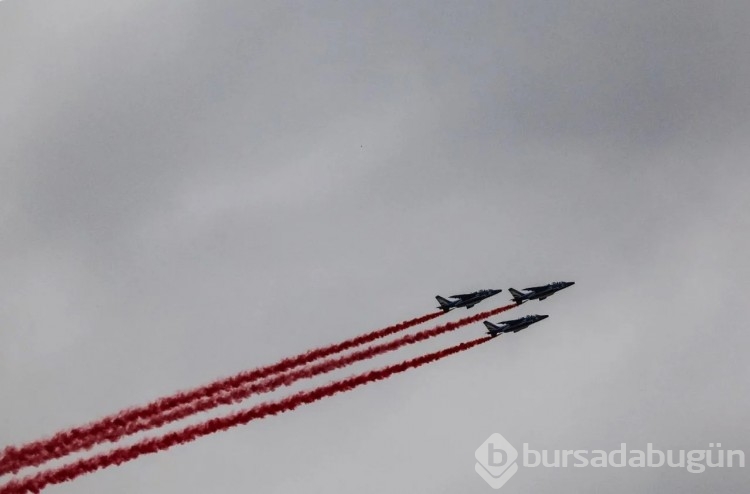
{"left": 483, "top": 314, "right": 549, "bottom": 336}
{"left": 508, "top": 281, "right": 574, "bottom": 304}
{"left": 435, "top": 289, "right": 502, "bottom": 312}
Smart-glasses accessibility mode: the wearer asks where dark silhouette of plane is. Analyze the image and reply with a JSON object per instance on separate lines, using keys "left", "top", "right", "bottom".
{"left": 508, "top": 281, "right": 574, "bottom": 303}
{"left": 484, "top": 315, "right": 549, "bottom": 336}
{"left": 435, "top": 289, "right": 502, "bottom": 312}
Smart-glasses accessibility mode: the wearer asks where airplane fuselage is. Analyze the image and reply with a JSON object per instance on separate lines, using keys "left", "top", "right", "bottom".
{"left": 436, "top": 289, "right": 502, "bottom": 312}
{"left": 510, "top": 281, "right": 574, "bottom": 303}
{"left": 484, "top": 315, "right": 549, "bottom": 336}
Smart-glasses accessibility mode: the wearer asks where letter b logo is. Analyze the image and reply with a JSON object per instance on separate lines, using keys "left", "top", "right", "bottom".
{"left": 475, "top": 433, "right": 519, "bottom": 489}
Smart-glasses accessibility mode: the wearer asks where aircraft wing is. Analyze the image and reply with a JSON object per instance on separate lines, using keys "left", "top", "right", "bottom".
{"left": 450, "top": 293, "right": 475, "bottom": 300}
{"left": 523, "top": 286, "right": 547, "bottom": 292}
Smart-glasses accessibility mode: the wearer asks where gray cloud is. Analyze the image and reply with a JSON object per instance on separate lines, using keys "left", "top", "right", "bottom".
{"left": 2, "top": 1, "right": 749, "bottom": 493}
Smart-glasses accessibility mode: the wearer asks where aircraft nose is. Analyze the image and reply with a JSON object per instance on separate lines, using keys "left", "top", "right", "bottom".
{"left": 540, "top": 315, "right": 549, "bottom": 319}
{"left": 567, "top": 281, "right": 575, "bottom": 287}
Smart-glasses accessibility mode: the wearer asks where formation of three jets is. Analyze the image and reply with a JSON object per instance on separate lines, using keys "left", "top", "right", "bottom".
{"left": 435, "top": 281, "right": 575, "bottom": 336}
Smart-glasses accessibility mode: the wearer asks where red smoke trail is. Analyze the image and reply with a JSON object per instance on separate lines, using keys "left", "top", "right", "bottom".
{"left": 0, "top": 336, "right": 492, "bottom": 494}
{"left": 0, "top": 311, "right": 443, "bottom": 476}
{"left": 5, "top": 305, "right": 517, "bottom": 474}
{"left": 52, "top": 303, "right": 518, "bottom": 456}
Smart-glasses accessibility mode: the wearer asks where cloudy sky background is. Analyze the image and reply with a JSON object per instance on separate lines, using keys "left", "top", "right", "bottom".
{"left": 2, "top": 1, "right": 749, "bottom": 492}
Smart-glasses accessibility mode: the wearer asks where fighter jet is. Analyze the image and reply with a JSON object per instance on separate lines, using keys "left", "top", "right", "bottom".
{"left": 435, "top": 289, "right": 502, "bottom": 312}
{"left": 508, "top": 281, "right": 575, "bottom": 304}
{"left": 483, "top": 314, "right": 549, "bottom": 336}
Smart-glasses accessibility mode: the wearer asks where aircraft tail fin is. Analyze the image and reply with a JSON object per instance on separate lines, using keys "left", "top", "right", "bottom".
{"left": 435, "top": 295, "right": 452, "bottom": 311}
{"left": 508, "top": 288, "right": 525, "bottom": 302}
{"left": 483, "top": 320, "right": 501, "bottom": 335}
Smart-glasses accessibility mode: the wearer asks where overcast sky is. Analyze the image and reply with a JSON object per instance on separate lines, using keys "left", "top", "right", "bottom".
{"left": 2, "top": 1, "right": 749, "bottom": 492}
